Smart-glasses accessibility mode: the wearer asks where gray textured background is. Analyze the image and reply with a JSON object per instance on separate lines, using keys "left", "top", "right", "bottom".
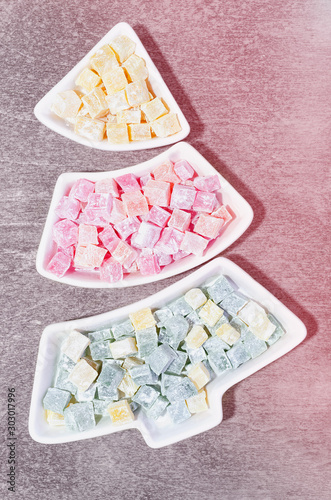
{"left": 1, "top": 0, "right": 330, "bottom": 499}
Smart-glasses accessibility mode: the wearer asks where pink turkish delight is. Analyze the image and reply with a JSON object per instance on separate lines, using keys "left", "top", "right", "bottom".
{"left": 86, "top": 193, "right": 113, "bottom": 217}
{"left": 74, "top": 246, "right": 92, "bottom": 268}
{"left": 70, "top": 179, "right": 95, "bottom": 202}
{"left": 100, "top": 258, "right": 123, "bottom": 283}
{"left": 86, "top": 244, "right": 107, "bottom": 268}
{"left": 114, "top": 216, "right": 140, "bottom": 240}
{"left": 140, "top": 173, "right": 152, "bottom": 187}
{"left": 180, "top": 231, "right": 208, "bottom": 255}
{"left": 78, "top": 224, "right": 98, "bottom": 246}
{"left": 211, "top": 205, "right": 233, "bottom": 223}
{"left": 116, "top": 173, "right": 140, "bottom": 192}
{"left": 193, "top": 191, "right": 216, "bottom": 212}
{"left": 153, "top": 249, "right": 173, "bottom": 266}
{"left": 174, "top": 160, "right": 195, "bottom": 181}
{"left": 53, "top": 219, "right": 78, "bottom": 248}
{"left": 109, "top": 198, "right": 127, "bottom": 224}
{"left": 194, "top": 175, "right": 221, "bottom": 192}
{"left": 173, "top": 250, "right": 190, "bottom": 261}
{"left": 168, "top": 209, "right": 191, "bottom": 232}
{"left": 153, "top": 161, "right": 181, "bottom": 184}
{"left": 131, "top": 222, "right": 162, "bottom": 249}
{"left": 47, "top": 251, "right": 71, "bottom": 277}
{"left": 138, "top": 253, "right": 161, "bottom": 275}
{"left": 99, "top": 226, "right": 120, "bottom": 253}
{"left": 55, "top": 196, "right": 80, "bottom": 221}
{"left": 143, "top": 180, "right": 171, "bottom": 207}
{"left": 112, "top": 240, "right": 137, "bottom": 268}
{"left": 95, "top": 178, "right": 119, "bottom": 198}
{"left": 154, "top": 227, "right": 184, "bottom": 255}
{"left": 122, "top": 190, "right": 149, "bottom": 217}
{"left": 148, "top": 206, "right": 171, "bottom": 227}
{"left": 194, "top": 214, "right": 224, "bottom": 239}
{"left": 170, "top": 184, "right": 196, "bottom": 210}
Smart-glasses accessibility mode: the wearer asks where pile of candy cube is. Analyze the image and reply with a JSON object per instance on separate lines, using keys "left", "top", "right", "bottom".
{"left": 51, "top": 34, "right": 181, "bottom": 143}
{"left": 42, "top": 274, "right": 285, "bottom": 432}
{"left": 47, "top": 158, "right": 233, "bottom": 281}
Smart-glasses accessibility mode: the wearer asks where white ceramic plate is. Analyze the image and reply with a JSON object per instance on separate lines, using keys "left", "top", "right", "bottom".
{"left": 36, "top": 142, "right": 254, "bottom": 288}
{"left": 29, "top": 257, "right": 306, "bottom": 448}
{"left": 34, "top": 22, "right": 190, "bottom": 150}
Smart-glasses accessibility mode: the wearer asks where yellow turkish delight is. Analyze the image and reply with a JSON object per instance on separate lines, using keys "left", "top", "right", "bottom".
{"left": 75, "top": 116, "right": 106, "bottom": 141}
{"left": 152, "top": 112, "right": 181, "bottom": 137}
{"left": 129, "top": 307, "right": 156, "bottom": 331}
{"left": 126, "top": 80, "right": 150, "bottom": 107}
{"left": 81, "top": 87, "right": 109, "bottom": 119}
{"left": 106, "top": 89, "right": 130, "bottom": 115}
{"left": 110, "top": 35, "right": 136, "bottom": 63}
{"left": 90, "top": 44, "right": 119, "bottom": 76}
{"left": 216, "top": 323, "right": 240, "bottom": 346}
{"left": 118, "top": 372, "right": 139, "bottom": 397}
{"left": 61, "top": 330, "right": 90, "bottom": 363}
{"left": 45, "top": 409, "right": 65, "bottom": 426}
{"left": 187, "top": 362, "right": 211, "bottom": 390}
{"left": 75, "top": 68, "right": 101, "bottom": 93}
{"left": 186, "top": 389, "right": 208, "bottom": 414}
{"left": 107, "top": 400, "right": 135, "bottom": 425}
{"left": 184, "top": 288, "right": 207, "bottom": 310}
{"left": 106, "top": 123, "right": 129, "bottom": 144}
{"left": 109, "top": 337, "right": 138, "bottom": 359}
{"left": 141, "top": 97, "right": 168, "bottom": 122}
{"left": 68, "top": 358, "right": 98, "bottom": 392}
{"left": 185, "top": 325, "right": 208, "bottom": 350}
{"left": 199, "top": 300, "right": 224, "bottom": 327}
{"left": 122, "top": 54, "right": 148, "bottom": 82}
{"left": 116, "top": 109, "right": 141, "bottom": 124}
{"left": 122, "top": 357, "right": 144, "bottom": 370}
{"left": 51, "top": 90, "right": 82, "bottom": 120}
{"left": 128, "top": 123, "right": 151, "bottom": 141}
{"left": 102, "top": 67, "right": 128, "bottom": 96}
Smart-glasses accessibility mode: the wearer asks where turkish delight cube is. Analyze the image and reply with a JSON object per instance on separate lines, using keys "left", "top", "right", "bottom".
{"left": 148, "top": 206, "right": 171, "bottom": 227}
{"left": 114, "top": 216, "right": 140, "bottom": 240}
{"left": 135, "top": 326, "right": 158, "bottom": 359}
{"left": 129, "top": 123, "right": 152, "bottom": 141}
{"left": 117, "top": 109, "right": 141, "bottom": 124}
{"left": 106, "top": 89, "right": 130, "bottom": 115}
{"left": 122, "top": 357, "right": 144, "bottom": 370}
{"left": 141, "top": 97, "right": 167, "bottom": 122}
{"left": 98, "top": 227, "right": 120, "bottom": 253}
{"left": 110, "top": 35, "right": 136, "bottom": 63}
{"left": 221, "top": 292, "right": 248, "bottom": 316}
{"left": 89, "top": 340, "right": 112, "bottom": 360}
{"left": 168, "top": 209, "right": 191, "bottom": 232}
{"left": 55, "top": 195, "right": 80, "bottom": 221}
{"left": 51, "top": 90, "right": 82, "bottom": 120}
{"left": 43, "top": 387, "right": 71, "bottom": 415}
{"left": 82, "top": 88, "right": 109, "bottom": 119}
{"left": 112, "top": 240, "right": 137, "bottom": 268}
{"left": 132, "top": 385, "right": 159, "bottom": 410}
{"left": 47, "top": 251, "right": 71, "bottom": 277}
{"left": 122, "top": 190, "right": 149, "bottom": 217}
{"left": 138, "top": 253, "right": 161, "bottom": 275}
{"left": 184, "top": 288, "right": 207, "bottom": 310}
{"left": 204, "top": 336, "right": 230, "bottom": 355}
{"left": 61, "top": 330, "right": 90, "bottom": 363}
{"left": 154, "top": 227, "right": 184, "bottom": 255}
{"left": 194, "top": 214, "right": 224, "bottom": 239}
{"left": 109, "top": 198, "right": 127, "bottom": 224}
{"left": 92, "top": 399, "right": 111, "bottom": 416}
{"left": 64, "top": 402, "right": 96, "bottom": 431}
{"left": 100, "top": 258, "right": 123, "bottom": 283}
{"left": 168, "top": 296, "right": 192, "bottom": 317}
{"left": 90, "top": 44, "right": 119, "bottom": 76}
{"left": 170, "top": 184, "right": 196, "bottom": 210}
{"left": 147, "top": 344, "right": 177, "bottom": 375}
{"left": 78, "top": 224, "right": 98, "bottom": 246}
{"left": 152, "top": 113, "right": 181, "bottom": 137}
{"left": 68, "top": 359, "right": 98, "bottom": 392}
{"left": 118, "top": 373, "right": 139, "bottom": 397}
{"left": 207, "top": 349, "right": 232, "bottom": 375}
{"left": 116, "top": 173, "right": 141, "bottom": 192}
{"left": 97, "top": 360, "right": 125, "bottom": 387}
{"left": 168, "top": 400, "right": 191, "bottom": 424}
{"left": 129, "top": 307, "right": 156, "bottom": 331}
{"left": 174, "top": 160, "right": 195, "bottom": 181}
{"left": 45, "top": 409, "right": 65, "bottom": 426}
{"left": 102, "top": 67, "right": 128, "bottom": 95}
{"left": 186, "top": 389, "right": 208, "bottom": 414}
{"left": 122, "top": 53, "right": 148, "bottom": 82}
{"left": 199, "top": 300, "right": 224, "bottom": 327}
{"left": 227, "top": 342, "right": 251, "bottom": 369}
{"left": 194, "top": 175, "right": 221, "bottom": 192}
{"left": 106, "top": 123, "right": 129, "bottom": 144}
{"left": 109, "top": 337, "right": 138, "bottom": 359}
{"left": 88, "top": 328, "right": 113, "bottom": 342}
{"left": 243, "top": 331, "right": 267, "bottom": 358}
{"left": 143, "top": 179, "right": 171, "bottom": 207}
{"left": 267, "top": 314, "right": 285, "bottom": 345}
{"left": 97, "top": 384, "right": 119, "bottom": 401}
{"left": 145, "top": 396, "right": 169, "bottom": 420}
{"left": 107, "top": 400, "right": 135, "bottom": 425}
{"left": 95, "top": 178, "right": 119, "bottom": 197}
{"left": 180, "top": 231, "right": 209, "bottom": 256}
{"left": 193, "top": 191, "right": 216, "bottom": 212}
{"left": 166, "top": 377, "right": 198, "bottom": 403}
{"left": 53, "top": 219, "right": 78, "bottom": 248}
{"left": 130, "top": 364, "right": 158, "bottom": 385}
{"left": 163, "top": 315, "right": 189, "bottom": 347}
{"left": 54, "top": 369, "right": 77, "bottom": 395}
{"left": 185, "top": 325, "right": 208, "bottom": 350}
{"left": 76, "top": 383, "right": 97, "bottom": 402}
{"left": 216, "top": 323, "right": 241, "bottom": 346}
{"left": 154, "top": 307, "right": 173, "bottom": 326}
{"left": 75, "top": 116, "right": 106, "bottom": 141}
{"left": 212, "top": 205, "right": 233, "bottom": 224}
{"left": 70, "top": 178, "right": 95, "bottom": 203}
{"left": 126, "top": 80, "right": 150, "bottom": 107}
{"left": 207, "top": 275, "right": 234, "bottom": 304}
{"left": 75, "top": 67, "right": 101, "bottom": 92}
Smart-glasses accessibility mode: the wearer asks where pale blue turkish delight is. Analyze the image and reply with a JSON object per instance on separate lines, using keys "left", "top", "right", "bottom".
{"left": 165, "top": 377, "right": 198, "bottom": 403}
{"left": 76, "top": 383, "right": 97, "bottom": 402}
{"left": 207, "top": 275, "right": 234, "bottom": 303}
{"left": 147, "top": 344, "right": 177, "bottom": 375}
{"left": 132, "top": 385, "right": 159, "bottom": 410}
{"left": 203, "top": 336, "right": 230, "bottom": 354}
{"left": 54, "top": 369, "right": 77, "bottom": 395}
{"left": 144, "top": 396, "right": 169, "bottom": 420}
{"left": 92, "top": 399, "right": 110, "bottom": 416}
{"left": 221, "top": 292, "right": 248, "bottom": 316}
{"left": 64, "top": 402, "right": 96, "bottom": 431}
{"left": 167, "top": 351, "right": 188, "bottom": 375}
{"left": 227, "top": 342, "right": 251, "bottom": 369}
{"left": 161, "top": 373, "right": 183, "bottom": 395}
{"left": 90, "top": 340, "right": 112, "bottom": 360}
{"left": 230, "top": 317, "right": 250, "bottom": 340}
{"left": 130, "top": 401, "right": 139, "bottom": 412}
{"left": 57, "top": 354, "right": 76, "bottom": 372}
{"left": 129, "top": 364, "right": 158, "bottom": 385}
{"left": 112, "top": 319, "right": 134, "bottom": 340}
{"left": 267, "top": 314, "right": 285, "bottom": 345}
{"left": 154, "top": 307, "right": 173, "bottom": 326}
{"left": 187, "top": 346, "right": 207, "bottom": 364}
{"left": 97, "top": 385, "right": 119, "bottom": 401}
{"left": 208, "top": 349, "right": 232, "bottom": 375}
{"left": 97, "top": 361, "right": 125, "bottom": 388}
{"left": 135, "top": 326, "right": 158, "bottom": 358}
{"left": 43, "top": 387, "right": 71, "bottom": 415}
{"left": 186, "top": 310, "right": 205, "bottom": 327}
{"left": 163, "top": 315, "right": 189, "bottom": 349}
{"left": 88, "top": 328, "right": 113, "bottom": 342}
{"left": 168, "top": 400, "right": 191, "bottom": 424}
{"left": 168, "top": 297, "right": 192, "bottom": 317}
{"left": 243, "top": 332, "right": 267, "bottom": 358}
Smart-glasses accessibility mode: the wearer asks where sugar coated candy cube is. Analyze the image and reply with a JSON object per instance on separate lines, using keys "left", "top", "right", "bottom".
{"left": 47, "top": 251, "right": 71, "bottom": 278}
{"left": 129, "top": 307, "right": 156, "bottom": 331}
{"left": 126, "top": 80, "right": 150, "bottom": 107}
{"left": 135, "top": 326, "right": 158, "bottom": 358}
{"left": 54, "top": 369, "right": 77, "bottom": 395}
{"left": 89, "top": 340, "right": 112, "bottom": 360}
{"left": 43, "top": 387, "right": 71, "bottom": 415}
{"left": 193, "top": 191, "right": 216, "bottom": 213}
{"left": 122, "top": 190, "right": 149, "bottom": 217}
{"left": 187, "top": 362, "right": 210, "bottom": 390}
{"left": 243, "top": 332, "right": 267, "bottom": 358}
{"left": 138, "top": 253, "right": 161, "bottom": 275}
{"left": 226, "top": 343, "right": 251, "bottom": 369}
{"left": 130, "top": 364, "right": 157, "bottom": 385}
{"left": 194, "top": 175, "right": 221, "bottom": 192}
{"left": 154, "top": 307, "right": 173, "bottom": 326}
{"left": 153, "top": 249, "right": 173, "bottom": 266}
{"left": 110, "top": 337, "right": 138, "bottom": 359}
{"left": 112, "top": 318, "right": 134, "bottom": 340}
{"left": 92, "top": 399, "right": 111, "bottom": 416}
{"left": 132, "top": 385, "right": 159, "bottom": 410}
{"left": 152, "top": 113, "right": 181, "bottom": 137}
{"left": 207, "top": 275, "right": 234, "bottom": 304}
{"left": 100, "top": 258, "right": 123, "bottom": 283}
{"left": 153, "top": 160, "right": 181, "bottom": 184}
{"left": 114, "top": 216, "right": 140, "bottom": 240}
{"left": 55, "top": 195, "right": 80, "bottom": 221}
{"left": 170, "top": 184, "right": 196, "bottom": 210}
{"left": 98, "top": 228, "right": 119, "bottom": 255}
{"left": 118, "top": 373, "right": 139, "bottom": 397}
{"left": 106, "top": 89, "right": 130, "bottom": 115}
{"left": 95, "top": 178, "right": 119, "bottom": 197}
{"left": 53, "top": 219, "right": 78, "bottom": 248}
{"left": 82, "top": 87, "right": 109, "bottom": 119}
{"left": 216, "top": 323, "right": 240, "bottom": 346}
{"left": 112, "top": 240, "right": 137, "bottom": 268}
{"left": 85, "top": 244, "right": 107, "bottom": 268}
{"left": 168, "top": 296, "right": 193, "bottom": 316}
{"left": 266, "top": 314, "right": 285, "bottom": 346}
{"left": 168, "top": 209, "right": 191, "bottom": 232}
{"left": 61, "top": 330, "right": 90, "bottom": 363}
{"left": 168, "top": 400, "right": 191, "bottom": 424}
{"left": 167, "top": 350, "right": 188, "bottom": 375}
{"left": 90, "top": 44, "right": 119, "bottom": 76}
{"left": 230, "top": 317, "right": 250, "bottom": 340}
{"left": 161, "top": 373, "right": 182, "bottom": 395}
{"left": 122, "top": 356, "right": 144, "bottom": 370}
{"left": 147, "top": 344, "right": 177, "bottom": 375}
{"left": 199, "top": 300, "right": 223, "bottom": 327}
{"left": 147, "top": 206, "right": 170, "bottom": 228}
{"left": 97, "top": 360, "right": 125, "bottom": 387}
{"left": 75, "top": 67, "right": 101, "bottom": 93}
{"left": 154, "top": 227, "right": 184, "bottom": 255}
{"left": 51, "top": 90, "right": 82, "bottom": 120}
{"left": 109, "top": 198, "right": 127, "bottom": 224}
{"left": 64, "top": 402, "right": 96, "bottom": 432}
{"left": 166, "top": 377, "right": 198, "bottom": 404}
{"left": 117, "top": 108, "right": 141, "bottom": 124}
{"left": 220, "top": 292, "right": 248, "bottom": 316}
{"left": 145, "top": 396, "right": 169, "bottom": 420}
{"left": 78, "top": 224, "right": 98, "bottom": 246}
{"left": 76, "top": 383, "right": 97, "bottom": 402}
{"left": 174, "top": 160, "right": 195, "bottom": 181}
{"left": 128, "top": 123, "right": 151, "bottom": 141}
{"left": 45, "top": 409, "right": 65, "bottom": 426}
{"left": 184, "top": 288, "right": 207, "bottom": 310}
{"left": 194, "top": 214, "right": 224, "bottom": 239}
{"left": 180, "top": 231, "right": 208, "bottom": 256}
{"left": 186, "top": 389, "right": 208, "bottom": 414}
{"left": 143, "top": 179, "right": 171, "bottom": 207}
{"left": 141, "top": 97, "right": 167, "bottom": 122}
{"left": 185, "top": 325, "right": 208, "bottom": 350}
{"left": 106, "top": 123, "right": 129, "bottom": 144}
{"left": 163, "top": 315, "right": 189, "bottom": 348}
{"left": 132, "top": 222, "right": 162, "bottom": 249}
{"left": 208, "top": 349, "right": 232, "bottom": 375}
{"left": 75, "top": 116, "right": 106, "bottom": 142}
{"left": 70, "top": 179, "right": 95, "bottom": 203}
{"left": 203, "top": 335, "right": 229, "bottom": 355}
{"left": 68, "top": 358, "right": 99, "bottom": 392}
{"left": 97, "top": 384, "right": 119, "bottom": 401}
{"left": 88, "top": 328, "right": 113, "bottom": 343}
{"left": 186, "top": 345, "right": 207, "bottom": 365}
{"left": 110, "top": 35, "right": 136, "bottom": 63}
{"left": 212, "top": 205, "right": 232, "bottom": 224}
{"left": 86, "top": 192, "right": 113, "bottom": 217}
{"left": 122, "top": 53, "right": 148, "bottom": 82}
{"left": 238, "top": 302, "right": 276, "bottom": 340}
{"left": 102, "top": 67, "right": 128, "bottom": 96}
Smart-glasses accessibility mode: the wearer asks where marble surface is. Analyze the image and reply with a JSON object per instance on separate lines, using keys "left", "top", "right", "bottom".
{"left": 0, "top": 0, "right": 330, "bottom": 498}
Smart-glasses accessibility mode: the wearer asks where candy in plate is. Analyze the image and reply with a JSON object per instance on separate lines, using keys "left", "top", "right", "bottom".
{"left": 47, "top": 159, "right": 233, "bottom": 282}
{"left": 42, "top": 273, "right": 285, "bottom": 432}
